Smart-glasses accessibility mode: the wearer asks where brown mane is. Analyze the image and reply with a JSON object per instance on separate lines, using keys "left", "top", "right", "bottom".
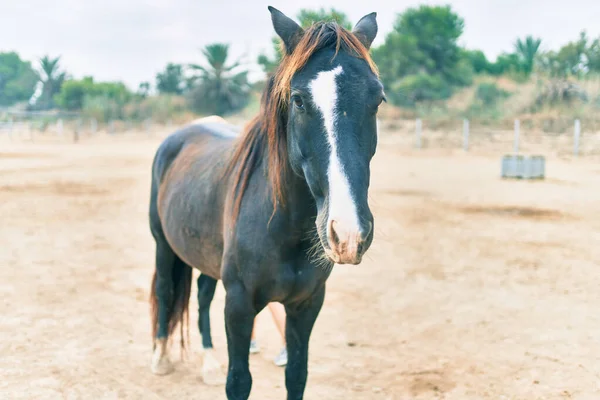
{"left": 225, "top": 21, "right": 379, "bottom": 225}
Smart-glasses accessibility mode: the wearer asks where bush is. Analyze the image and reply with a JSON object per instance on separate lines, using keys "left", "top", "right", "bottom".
{"left": 389, "top": 73, "right": 453, "bottom": 107}
{"left": 475, "top": 83, "right": 511, "bottom": 106}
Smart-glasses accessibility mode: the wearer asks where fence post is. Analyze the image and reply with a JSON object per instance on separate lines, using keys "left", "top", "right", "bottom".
{"left": 74, "top": 119, "right": 82, "bottom": 143}
{"left": 463, "top": 119, "right": 469, "bottom": 151}
{"left": 574, "top": 119, "right": 581, "bottom": 157}
{"left": 513, "top": 119, "right": 520, "bottom": 155}
{"left": 57, "top": 119, "right": 64, "bottom": 136}
{"left": 91, "top": 118, "right": 97, "bottom": 134}
{"left": 8, "top": 117, "right": 13, "bottom": 141}
{"left": 415, "top": 118, "right": 422, "bottom": 149}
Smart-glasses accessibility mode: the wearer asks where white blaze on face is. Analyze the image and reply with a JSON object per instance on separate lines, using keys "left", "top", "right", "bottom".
{"left": 309, "top": 66, "right": 360, "bottom": 232}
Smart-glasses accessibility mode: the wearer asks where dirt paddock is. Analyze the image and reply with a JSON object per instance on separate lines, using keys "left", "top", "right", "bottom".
{"left": 1, "top": 130, "right": 599, "bottom": 399}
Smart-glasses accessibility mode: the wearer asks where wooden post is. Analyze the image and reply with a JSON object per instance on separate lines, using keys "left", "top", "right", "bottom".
{"left": 513, "top": 119, "right": 520, "bottom": 155}
{"left": 574, "top": 119, "right": 581, "bottom": 157}
{"left": 74, "top": 119, "right": 82, "bottom": 143}
{"left": 91, "top": 118, "right": 97, "bottom": 134}
{"left": 415, "top": 118, "right": 422, "bottom": 149}
{"left": 8, "top": 117, "right": 13, "bottom": 141}
{"left": 463, "top": 119, "right": 469, "bottom": 151}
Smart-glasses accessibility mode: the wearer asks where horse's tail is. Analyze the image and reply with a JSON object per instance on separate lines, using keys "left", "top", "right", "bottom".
{"left": 149, "top": 129, "right": 193, "bottom": 354}
{"left": 150, "top": 257, "right": 193, "bottom": 353}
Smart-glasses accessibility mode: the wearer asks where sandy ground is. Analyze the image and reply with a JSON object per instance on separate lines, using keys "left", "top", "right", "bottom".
{"left": 1, "top": 129, "right": 600, "bottom": 400}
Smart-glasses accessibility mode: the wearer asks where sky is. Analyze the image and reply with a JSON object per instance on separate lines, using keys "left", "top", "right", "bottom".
{"left": 2, "top": 0, "right": 599, "bottom": 89}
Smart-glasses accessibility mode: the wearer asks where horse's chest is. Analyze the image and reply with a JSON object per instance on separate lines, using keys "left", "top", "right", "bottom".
{"left": 281, "top": 261, "right": 329, "bottom": 303}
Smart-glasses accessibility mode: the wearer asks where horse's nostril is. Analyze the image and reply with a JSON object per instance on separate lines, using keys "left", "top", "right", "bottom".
{"left": 328, "top": 220, "right": 340, "bottom": 248}
{"left": 359, "top": 221, "right": 373, "bottom": 242}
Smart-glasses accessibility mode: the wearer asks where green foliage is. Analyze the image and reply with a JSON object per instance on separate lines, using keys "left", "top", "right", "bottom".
{"left": 514, "top": 35, "right": 542, "bottom": 75}
{"left": 137, "top": 82, "right": 151, "bottom": 99}
{"left": 374, "top": 5, "right": 472, "bottom": 107}
{"left": 475, "top": 82, "right": 511, "bottom": 106}
{"left": 33, "top": 55, "right": 67, "bottom": 110}
{"left": 296, "top": 8, "right": 352, "bottom": 30}
{"left": 538, "top": 32, "right": 589, "bottom": 77}
{"left": 156, "top": 63, "right": 185, "bottom": 95}
{"left": 257, "top": 8, "right": 352, "bottom": 74}
{"left": 187, "top": 43, "right": 251, "bottom": 115}
{"left": 55, "top": 76, "right": 131, "bottom": 116}
{"left": 587, "top": 38, "right": 600, "bottom": 72}
{"left": 462, "top": 50, "right": 491, "bottom": 74}
{"left": 0, "top": 52, "right": 39, "bottom": 106}
{"left": 389, "top": 73, "right": 452, "bottom": 107}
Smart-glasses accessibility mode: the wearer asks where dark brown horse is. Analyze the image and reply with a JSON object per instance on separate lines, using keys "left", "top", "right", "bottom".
{"left": 148, "top": 6, "right": 384, "bottom": 399}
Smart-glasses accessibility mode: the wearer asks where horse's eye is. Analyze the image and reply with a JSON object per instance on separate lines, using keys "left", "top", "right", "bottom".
{"left": 292, "top": 96, "right": 304, "bottom": 110}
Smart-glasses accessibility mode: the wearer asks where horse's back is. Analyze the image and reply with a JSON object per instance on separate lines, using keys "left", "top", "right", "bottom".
{"left": 151, "top": 117, "right": 239, "bottom": 279}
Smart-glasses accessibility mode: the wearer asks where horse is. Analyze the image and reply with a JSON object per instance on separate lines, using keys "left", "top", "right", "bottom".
{"left": 148, "top": 6, "right": 384, "bottom": 399}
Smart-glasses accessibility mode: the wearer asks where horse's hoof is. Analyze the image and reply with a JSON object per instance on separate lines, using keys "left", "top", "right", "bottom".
{"left": 151, "top": 338, "right": 174, "bottom": 375}
{"left": 202, "top": 349, "right": 226, "bottom": 385}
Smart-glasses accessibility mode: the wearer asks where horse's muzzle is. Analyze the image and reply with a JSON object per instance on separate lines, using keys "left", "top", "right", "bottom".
{"left": 325, "top": 218, "right": 373, "bottom": 265}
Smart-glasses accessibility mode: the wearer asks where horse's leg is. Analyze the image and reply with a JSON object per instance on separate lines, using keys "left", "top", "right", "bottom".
{"left": 197, "top": 274, "right": 225, "bottom": 385}
{"left": 224, "top": 282, "right": 255, "bottom": 400}
{"left": 150, "top": 237, "right": 176, "bottom": 375}
{"left": 284, "top": 286, "right": 326, "bottom": 400}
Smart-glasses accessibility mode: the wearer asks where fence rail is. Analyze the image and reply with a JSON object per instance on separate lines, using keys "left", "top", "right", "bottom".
{"left": 1, "top": 115, "right": 599, "bottom": 158}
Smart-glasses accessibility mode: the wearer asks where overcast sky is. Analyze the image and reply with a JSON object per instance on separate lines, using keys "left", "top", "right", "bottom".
{"left": 2, "top": 0, "right": 599, "bottom": 89}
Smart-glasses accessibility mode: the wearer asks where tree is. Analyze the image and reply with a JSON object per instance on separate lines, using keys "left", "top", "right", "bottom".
{"left": 156, "top": 63, "right": 185, "bottom": 95}
{"left": 0, "top": 52, "right": 39, "bottom": 106}
{"left": 538, "top": 32, "right": 588, "bottom": 77}
{"left": 35, "top": 55, "right": 67, "bottom": 109}
{"left": 187, "top": 43, "right": 251, "bottom": 116}
{"left": 462, "top": 49, "right": 491, "bottom": 74}
{"left": 138, "top": 81, "right": 151, "bottom": 98}
{"left": 587, "top": 37, "right": 600, "bottom": 72}
{"left": 372, "top": 5, "right": 472, "bottom": 106}
{"left": 257, "top": 8, "right": 352, "bottom": 74}
{"left": 514, "top": 35, "right": 542, "bottom": 75}
{"left": 55, "top": 76, "right": 131, "bottom": 110}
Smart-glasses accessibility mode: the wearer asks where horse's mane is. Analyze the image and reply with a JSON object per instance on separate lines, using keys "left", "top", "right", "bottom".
{"left": 225, "top": 21, "right": 379, "bottom": 225}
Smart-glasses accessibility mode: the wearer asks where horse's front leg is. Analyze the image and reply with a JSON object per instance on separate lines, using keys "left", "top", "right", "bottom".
{"left": 284, "top": 286, "right": 326, "bottom": 400}
{"left": 224, "top": 282, "right": 255, "bottom": 400}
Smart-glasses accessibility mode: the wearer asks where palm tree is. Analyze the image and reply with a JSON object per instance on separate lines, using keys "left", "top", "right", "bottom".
{"left": 36, "top": 55, "right": 67, "bottom": 109}
{"left": 514, "top": 36, "right": 542, "bottom": 75}
{"left": 187, "top": 43, "right": 251, "bottom": 116}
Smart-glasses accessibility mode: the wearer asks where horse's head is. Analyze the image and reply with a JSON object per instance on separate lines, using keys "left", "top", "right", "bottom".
{"left": 269, "top": 7, "right": 383, "bottom": 265}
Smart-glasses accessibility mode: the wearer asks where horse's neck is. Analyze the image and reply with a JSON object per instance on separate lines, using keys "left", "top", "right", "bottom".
{"left": 281, "top": 171, "right": 317, "bottom": 228}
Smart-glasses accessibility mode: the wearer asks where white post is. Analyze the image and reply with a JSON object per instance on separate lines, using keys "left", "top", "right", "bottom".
{"left": 145, "top": 118, "right": 151, "bottom": 136}
{"left": 57, "top": 119, "right": 64, "bottom": 136}
{"left": 463, "top": 119, "right": 469, "bottom": 151}
{"left": 574, "top": 119, "right": 581, "bottom": 157}
{"left": 415, "top": 118, "right": 422, "bottom": 149}
{"left": 513, "top": 119, "right": 520, "bottom": 155}
{"left": 109, "top": 120, "right": 115, "bottom": 134}
{"left": 91, "top": 118, "right": 97, "bottom": 134}
{"left": 8, "top": 117, "right": 13, "bottom": 141}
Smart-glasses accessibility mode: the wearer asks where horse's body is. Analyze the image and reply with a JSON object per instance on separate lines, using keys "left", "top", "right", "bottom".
{"left": 148, "top": 7, "right": 383, "bottom": 400}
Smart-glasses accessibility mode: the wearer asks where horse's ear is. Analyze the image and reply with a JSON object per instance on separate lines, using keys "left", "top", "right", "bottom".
{"left": 268, "top": 6, "right": 303, "bottom": 54}
{"left": 352, "top": 12, "right": 378, "bottom": 50}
